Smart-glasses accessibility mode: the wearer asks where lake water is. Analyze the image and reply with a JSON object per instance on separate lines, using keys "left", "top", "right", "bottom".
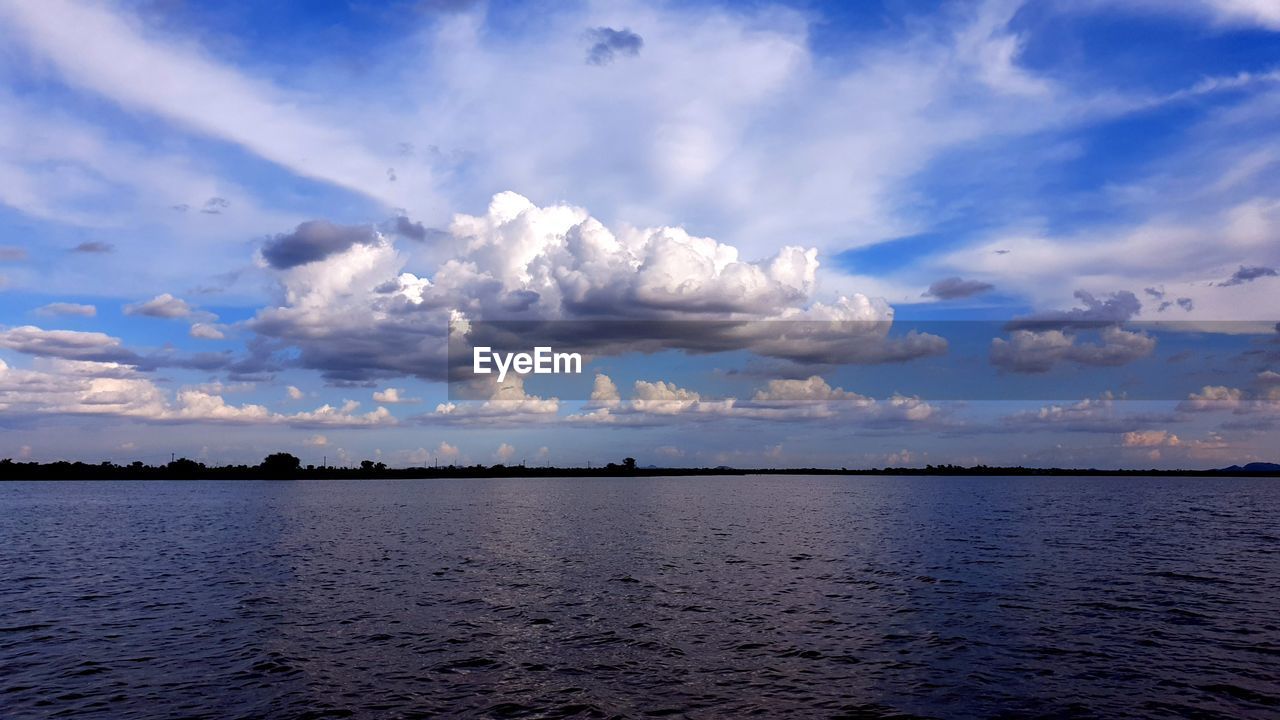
{"left": 1, "top": 475, "right": 1278, "bottom": 718}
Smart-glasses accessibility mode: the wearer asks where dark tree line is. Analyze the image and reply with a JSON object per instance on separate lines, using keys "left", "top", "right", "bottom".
{"left": 0, "top": 455, "right": 1276, "bottom": 480}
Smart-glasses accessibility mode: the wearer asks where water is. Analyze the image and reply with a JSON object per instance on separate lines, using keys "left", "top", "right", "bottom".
{"left": 1, "top": 476, "right": 1278, "bottom": 719}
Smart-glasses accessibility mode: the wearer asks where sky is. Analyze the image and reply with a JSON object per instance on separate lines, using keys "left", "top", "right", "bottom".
{"left": 1, "top": 0, "right": 1279, "bottom": 469}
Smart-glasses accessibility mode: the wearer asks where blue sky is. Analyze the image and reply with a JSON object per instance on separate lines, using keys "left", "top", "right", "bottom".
{"left": 1, "top": 0, "right": 1279, "bottom": 469}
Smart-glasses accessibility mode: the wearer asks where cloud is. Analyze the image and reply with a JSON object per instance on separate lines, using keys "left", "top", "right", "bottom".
{"left": 1004, "top": 393, "right": 1175, "bottom": 433}
{"left": 0, "top": 324, "right": 261, "bottom": 375}
{"left": 124, "top": 293, "right": 195, "bottom": 319}
{"left": 0, "top": 246, "right": 28, "bottom": 261}
{"left": 284, "top": 400, "right": 393, "bottom": 428}
{"left": 428, "top": 374, "right": 559, "bottom": 425}
{"left": 0, "top": 362, "right": 396, "bottom": 427}
{"left": 0, "top": 357, "right": 364, "bottom": 426}
{"left": 571, "top": 377, "right": 734, "bottom": 423}
{"left": 70, "top": 241, "right": 113, "bottom": 253}
{"left": 991, "top": 326, "right": 1156, "bottom": 373}
{"left": 1201, "top": 0, "right": 1280, "bottom": 28}
{"left": 35, "top": 302, "right": 96, "bottom": 317}
{"left": 200, "top": 196, "right": 230, "bottom": 214}
{"left": 392, "top": 216, "right": 430, "bottom": 241}
{"left": 304, "top": 434, "right": 328, "bottom": 447}
{"left": 1174, "top": 383, "right": 1280, "bottom": 427}
{"left": 751, "top": 375, "right": 872, "bottom": 405}
{"left": 286, "top": 385, "right": 305, "bottom": 400}
{"left": 435, "top": 441, "right": 459, "bottom": 462}
{"left": 633, "top": 379, "right": 731, "bottom": 415}
{"left": 586, "top": 27, "right": 644, "bottom": 66}
{"left": 391, "top": 0, "right": 1091, "bottom": 260}
{"left": 950, "top": 171, "right": 1280, "bottom": 318}
{"left": 0, "top": 0, "right": 418, "bottom": 209}
{"left": 250, "top": 193, "right": 944, "bottom": 383}
{"left": 1178, "top": 385, "right": 1246, "bottom": 412}
{"left": 923, "top": 276, "right": 994, "bottom": 300}
{"left": 372, "top": 387, "right": 417, "bottom": 404}
{"left": 1105, "top": 0, "right": 1280, "bottom": 30}
{"left": 495, "top": 442, "right": 515, "bottom": 462}
{"left": 589, "top": 373, "right": 620, "bottom": 406}
{"left": 1142, "top": 286, "right": 1195, "bottom": 313}
{"left": 0, "top": 325, "right": 136, "bottom": 363}
{"left": 1122, "top": 430, "right": 1180, "bottom": 447}
{"left": 261, "top": 221, "right": 382, "bottom": 270}
{"left": 6, "top": 0, "right": 1269, "bottom": 308}
{"left": 571, "top": 373, "right": 938, "bottom": 427}
{"left": 1006, "top": 290, "right": 1143, "bottom": 330}
{"left": 1218, "top": 265, "right": 1278, "bottom": 287}
{"left": 189, "top": 323, "right": 225, "bottom": 340}
{"left": 0, "top": 357, "right": 166, "bottom": 419}
{"left": 989, "top": 289, "right": 1156, "bottom": 373}
{"left": 6, "top": 0, "right": 1217, "bottom": 303}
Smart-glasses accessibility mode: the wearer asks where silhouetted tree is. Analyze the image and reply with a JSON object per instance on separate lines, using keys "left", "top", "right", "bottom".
{"left": 260, "top": 453, "right": 301, "bottom": 473}
{"left": 167, "top": 457, "right": 203, "bottom": 475}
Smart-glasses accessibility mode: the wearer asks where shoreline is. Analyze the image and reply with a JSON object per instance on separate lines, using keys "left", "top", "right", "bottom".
{"left": 3, "top": 464, "right": 1278, "bottom": 481}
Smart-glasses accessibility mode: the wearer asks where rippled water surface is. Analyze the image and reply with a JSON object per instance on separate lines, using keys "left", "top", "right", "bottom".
{"left": 2, "top": 476, "right": 1279, "bottom": 718}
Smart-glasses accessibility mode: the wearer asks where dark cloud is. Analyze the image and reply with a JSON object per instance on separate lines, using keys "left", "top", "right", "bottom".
{"left": 1218, "top": 265, "right": 1278, "bottom": 287}
{"left": 586, "top": 27, "right": 643, "bottom": 65}
{"left": 454, "top": 321, "right": 948, "bottom": 381}
{"left": 0, "top": 326, "right": 280, "bottom": 379}
{"left": 1155, "top": 294, "right": 1193, "bottom": 313}
{"left": 923, "top": 277, "right": 993, "bottom": 300}
{"left": 201, "top": 197, "right": 230, "bottom": 214}
{"left": 71, "top": 241, "right": 114, "bottom": 253}
{"left": 255, "top": 313, "right": 949, "bottom": 386}
{"left": 393, "top": 215, "right": 430, "bottom": 241}
{"left": 501, "top": 289, "right": 541, "bottom": 312}
{"left": 1005, "top": 290, "right": 1141, "bottom": 331}
{"left": 251, "top": 308, "right": 450, "bottom": 383}
{"left": 223, "top": 337, "right": 283, "bottom": 382}
{"left": 261, "top": 221, "right": 380, "bottom": 269}
{"left": 162, "top": 351, "right": 234, "bottom": 372}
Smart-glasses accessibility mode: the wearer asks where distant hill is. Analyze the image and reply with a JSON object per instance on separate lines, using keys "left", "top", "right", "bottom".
{"left": 1217, "top": 462, "right": 1280, "bottom": 473}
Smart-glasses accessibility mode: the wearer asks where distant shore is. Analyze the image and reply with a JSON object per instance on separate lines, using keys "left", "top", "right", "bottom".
{"left": 2, "top": 457, "right": 1278, "bottom": 480}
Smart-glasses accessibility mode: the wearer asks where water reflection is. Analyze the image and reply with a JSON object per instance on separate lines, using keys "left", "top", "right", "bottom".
{"left": 1, "top": 476, "right": 1277, "bottom": 718}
